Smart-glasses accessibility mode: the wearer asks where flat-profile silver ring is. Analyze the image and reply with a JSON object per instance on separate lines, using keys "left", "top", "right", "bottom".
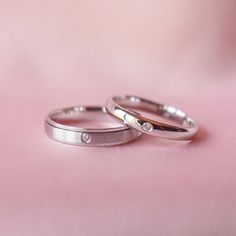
{"left": 45, "top": 106, "right": 142, "bottom": 146}
{"left": 105, "top": 95, "right": 199, "bottom": 140}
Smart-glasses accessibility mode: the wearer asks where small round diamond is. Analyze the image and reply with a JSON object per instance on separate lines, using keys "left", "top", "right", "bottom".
{"left": 142, "top": 122, "right": 153, "bottom": 132}
{"left": 81, "top": 133, "right": 91, "bottom": 143}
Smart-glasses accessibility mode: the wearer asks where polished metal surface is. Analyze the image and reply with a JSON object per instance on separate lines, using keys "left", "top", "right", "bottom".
{"left": 105, "top": 95, "right": 199, "bottom": 140}
{"left": 45, "top": 106, "right": 142, "bottom": 146}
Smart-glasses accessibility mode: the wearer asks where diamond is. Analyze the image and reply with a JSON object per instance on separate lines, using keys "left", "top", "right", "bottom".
{"left": 142, "top": 122, "right": 153, "bottom": 132}
{"left": 81, "top": 133, "right": 91, "bottom": 143}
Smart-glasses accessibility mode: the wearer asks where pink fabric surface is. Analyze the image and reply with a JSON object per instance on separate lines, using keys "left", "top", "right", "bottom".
{"left": 1, "top": 0, "right": 236, "bottom": 235}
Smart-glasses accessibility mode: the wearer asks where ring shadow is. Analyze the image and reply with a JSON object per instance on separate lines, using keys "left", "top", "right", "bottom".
{"left": 190, "top": 127, "right": 208, "bottom": 145}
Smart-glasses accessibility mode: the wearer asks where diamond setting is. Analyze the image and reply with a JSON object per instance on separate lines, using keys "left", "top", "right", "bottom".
{"left": 81, "top": 133, "right": 91, "bottom": 143}
{"left": 142, "top": 122, "right": 153, "bottom": 132}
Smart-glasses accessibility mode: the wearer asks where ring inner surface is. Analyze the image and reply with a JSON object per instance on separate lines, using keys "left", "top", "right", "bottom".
{"left": 114, "top": 96, "right": 195, "bottom": 128}
{"left": 50, "top": 106, "right": 124, "bottom": 129}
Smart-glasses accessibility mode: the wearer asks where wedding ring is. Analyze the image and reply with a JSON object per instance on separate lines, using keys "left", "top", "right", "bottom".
{"left": 45, "top": 106, "right": 142, "bottom": 146}
{"left": 105, "top": 95, "right": 199, "bottom": 140}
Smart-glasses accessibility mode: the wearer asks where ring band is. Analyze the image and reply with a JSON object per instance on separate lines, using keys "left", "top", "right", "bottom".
{"left": 45, "top": 106, "right": 142, "bottom": 146}
{"left": 105, "top": 95, "right": 199, "bottom": 140}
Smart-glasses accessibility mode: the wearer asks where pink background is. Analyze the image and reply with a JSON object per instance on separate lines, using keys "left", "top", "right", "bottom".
{"left": 1, "top": 0, "right": 236, "bottom": 235}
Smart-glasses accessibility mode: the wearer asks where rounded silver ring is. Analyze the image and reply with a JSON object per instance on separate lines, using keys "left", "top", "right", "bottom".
{"left": 105, "top": 95, "right": 199, "bottom": 140}
{"left": 45, "top": 106, "right": 142, "bottom": 146}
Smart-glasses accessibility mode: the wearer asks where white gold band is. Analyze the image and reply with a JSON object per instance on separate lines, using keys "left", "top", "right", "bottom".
{"left": 105, "top": 95, "right": 199, "bottom": 140}
{"left": 45, "top": 106, "right": 142, "bottom": 146}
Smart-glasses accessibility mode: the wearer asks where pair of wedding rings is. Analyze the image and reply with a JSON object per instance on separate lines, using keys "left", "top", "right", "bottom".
{"left": 45, "top": 95, "right": 199, "bottom": 146}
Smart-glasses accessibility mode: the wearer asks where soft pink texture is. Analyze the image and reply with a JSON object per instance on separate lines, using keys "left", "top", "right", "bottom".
{"left": 0, "top": 0, "right": 236, "bottom": 235}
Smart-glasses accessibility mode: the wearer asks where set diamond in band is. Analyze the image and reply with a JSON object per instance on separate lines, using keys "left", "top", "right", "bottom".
{"left": 45, "top": 106, "right": 142, "bottom": 146}
{"left": 45, "top": 95, "right": 199, "bottom": 146}
{"left": 105, "top": 95, "right": 199, "bottom": 141}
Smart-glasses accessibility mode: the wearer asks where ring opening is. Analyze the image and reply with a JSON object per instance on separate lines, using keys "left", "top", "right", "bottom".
{"left": 50, "top": 106, "right": 124, "bottom": 129}
{"left": 114, "top": 96, "right": 195, "bottom": 128}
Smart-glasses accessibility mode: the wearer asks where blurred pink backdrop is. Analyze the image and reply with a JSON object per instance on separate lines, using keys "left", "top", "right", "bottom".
{"left": 0, "top": 0, "right": 236, "bottom": 235}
